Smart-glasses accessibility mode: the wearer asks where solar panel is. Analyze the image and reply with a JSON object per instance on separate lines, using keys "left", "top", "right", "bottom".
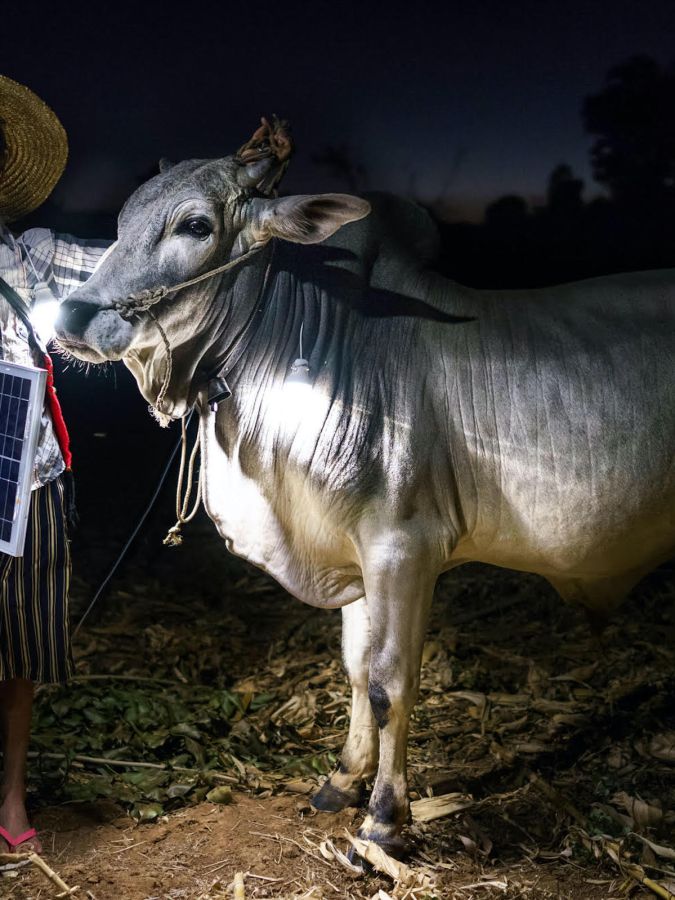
{"left": 0, "top": 360, "right": 47, "bottom": 557}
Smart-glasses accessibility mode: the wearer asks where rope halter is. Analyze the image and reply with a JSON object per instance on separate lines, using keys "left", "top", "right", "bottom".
{"left": 100, "top": 243, "right": 267, "bottom": 417}
{"left": 106, "top": 243, "right": 265, "bottom": 321}
{"left": 100, "top": 242, "right": 269, "bottom": 547}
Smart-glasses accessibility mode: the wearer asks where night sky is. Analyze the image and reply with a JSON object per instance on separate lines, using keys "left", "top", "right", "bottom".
{"left": 4, "top": 0, "right": 675, "bottom": 222}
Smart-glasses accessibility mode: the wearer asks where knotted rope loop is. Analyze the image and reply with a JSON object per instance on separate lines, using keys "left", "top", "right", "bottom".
{"left": 98, "top": 242, "right": 268, "bottom": 544}
{"left": 112, "top": 288, "right": 169, "bottom": 320}
{"left": 104, "top": 243, "right": 266, "bottom": 417}
{"left": 163, "top": 414, "right": 202, "bottom": 547}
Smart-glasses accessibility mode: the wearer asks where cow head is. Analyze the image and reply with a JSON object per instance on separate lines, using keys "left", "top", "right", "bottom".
{"left": 56, "top": 144, "right": 370, "bottom": 420}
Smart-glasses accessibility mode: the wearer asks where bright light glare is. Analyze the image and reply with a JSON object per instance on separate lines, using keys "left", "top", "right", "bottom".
{"left": 264, "top": 378, "right": 330, "bottom": 441}
{"left": 280, "top": 379, "right": 313, "bottom": 417}
{"left": 30, "top": 299, "right": 61, "bottom": 345}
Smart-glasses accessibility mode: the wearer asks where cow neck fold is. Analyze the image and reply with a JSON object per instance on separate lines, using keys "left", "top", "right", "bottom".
{"left": 195, "top": 242, "right": 274, "bottom": 390}
{"left": 213, "top": 239, "right": 426, "bottom": 481}
{"left": 219, "top": 240, "right": 354, "bottom": 400}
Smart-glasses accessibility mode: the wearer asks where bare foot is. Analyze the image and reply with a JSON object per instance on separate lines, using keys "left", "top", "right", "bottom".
{"left": 0, "top": 793, "right": 42, "bottom": 854}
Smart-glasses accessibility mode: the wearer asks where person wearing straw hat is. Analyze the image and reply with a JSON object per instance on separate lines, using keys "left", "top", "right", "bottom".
{"left": 0, "top": 75, "right": 110, "bottom": 854}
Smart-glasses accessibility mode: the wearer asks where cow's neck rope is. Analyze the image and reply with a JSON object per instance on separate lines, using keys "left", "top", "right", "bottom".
{"left": 163, "top": 414, "right": 202, "bottom": 547}
{"left": 101, "top": 242, "right": 265, "bottom": 420}
{"left": 142, "top": 242, "right": 273, "bottom": 548}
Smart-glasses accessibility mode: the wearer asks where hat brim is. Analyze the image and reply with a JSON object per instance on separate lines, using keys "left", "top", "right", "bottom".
{"left": 0, "top": 75, "right": 68, "bottom": 222}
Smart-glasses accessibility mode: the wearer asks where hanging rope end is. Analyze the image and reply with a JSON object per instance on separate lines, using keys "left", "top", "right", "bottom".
{"left": 163, "top": 522, "right": 184, "bottom": 547}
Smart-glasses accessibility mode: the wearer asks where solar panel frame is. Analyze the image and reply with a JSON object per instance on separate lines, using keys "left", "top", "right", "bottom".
{"left": 0, "top": 360, "right": 47, "bottom": 557}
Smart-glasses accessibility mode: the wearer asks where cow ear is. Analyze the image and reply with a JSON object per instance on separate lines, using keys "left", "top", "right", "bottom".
{"left": 257, "top": 194, "right": 371, "bottom": 245}
{"left": 158, "top": 158, "right": 174, "bottom": 173}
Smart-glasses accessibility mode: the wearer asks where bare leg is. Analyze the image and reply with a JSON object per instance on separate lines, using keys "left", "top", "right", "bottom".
{"left": 0, "top": 678, "right": 41, "bottom": 853}
{"left": 312, "top": 598, "right": 379, "bottom": 811}
{"left": 357, "top": 563, "right": 435, "bottom": 854}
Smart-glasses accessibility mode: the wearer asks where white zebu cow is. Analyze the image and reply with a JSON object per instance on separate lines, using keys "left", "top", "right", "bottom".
{"left": 56, "top": 148, "right": 675, "bottom": 854}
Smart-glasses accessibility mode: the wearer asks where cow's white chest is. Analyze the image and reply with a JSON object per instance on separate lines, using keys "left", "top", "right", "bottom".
{"left": 199, "top": 411, "right": 363, "bottom": 607}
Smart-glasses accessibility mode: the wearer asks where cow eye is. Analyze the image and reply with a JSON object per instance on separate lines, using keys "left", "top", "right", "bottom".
{"left": 177, "top": 217, "right": 213, "bottom": 239}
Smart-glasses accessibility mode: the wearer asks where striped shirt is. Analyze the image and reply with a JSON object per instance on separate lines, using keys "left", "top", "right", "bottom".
{"left": 0, "top": 222, "right": 110, "bottom": 487}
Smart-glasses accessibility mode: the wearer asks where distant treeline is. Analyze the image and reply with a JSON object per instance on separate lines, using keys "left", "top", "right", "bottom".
{"left": 435, "top": 167, "right": 675, "bottom": 288}
{"left": 433, "top": 55, "right": 675, "bottom": 287}
{"left": 22, "top": 55, "right": 675, "bottom": 290}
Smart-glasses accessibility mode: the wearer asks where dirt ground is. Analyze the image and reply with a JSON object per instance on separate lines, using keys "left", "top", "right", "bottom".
{"left": 2, "top": 512, "right": 674, "bottom": 899}
{"left": 3, "top": 793, "right": 627, "bottom": 900}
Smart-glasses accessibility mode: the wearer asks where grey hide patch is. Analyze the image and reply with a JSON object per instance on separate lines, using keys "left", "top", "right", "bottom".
{"left": 368, "top": 681, "right": 391, "bottom": 728}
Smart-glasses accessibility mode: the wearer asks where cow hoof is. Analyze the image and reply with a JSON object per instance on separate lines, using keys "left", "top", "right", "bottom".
{"left": 351, "top": 828, "right": 406, "bottom": 860}
{"left": 311, "top": 780, "right": 362, "bottom": 812}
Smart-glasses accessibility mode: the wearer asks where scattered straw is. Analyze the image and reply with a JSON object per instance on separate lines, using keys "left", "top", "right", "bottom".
{"left": 0, "top": 851, "right": 77, "bottom": 897}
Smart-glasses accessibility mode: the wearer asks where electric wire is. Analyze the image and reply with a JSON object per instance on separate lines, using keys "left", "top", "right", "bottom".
{"left": 72, "top": 410, "right": 194, "bottom": 637}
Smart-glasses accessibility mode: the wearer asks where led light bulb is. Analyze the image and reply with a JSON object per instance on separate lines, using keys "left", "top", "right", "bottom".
{"left": 265, "top": 356, "right": 330, "bottom": 440}
{"left": 30, "top": 281, "right": 60, "bottom": 345}
{"left": 285, "top": 358, "right": 311, "bottom": 387}
{"left": 283, "top": 358, "right": 312, "bottom": 408}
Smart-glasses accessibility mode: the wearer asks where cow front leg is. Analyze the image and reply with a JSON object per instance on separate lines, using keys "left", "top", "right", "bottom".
{"left": 357, "top": 564, "right": 434, "bottom": 855}
{"left": 312, "top": 598, "right": 378, "bottom": 811}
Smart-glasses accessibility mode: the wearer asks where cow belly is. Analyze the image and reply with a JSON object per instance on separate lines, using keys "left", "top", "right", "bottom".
{"left": 462, "top": 468, "right": 675, "bottom": 581}
{"left": 200, "top": 425, "right": 364, "bottom": 608}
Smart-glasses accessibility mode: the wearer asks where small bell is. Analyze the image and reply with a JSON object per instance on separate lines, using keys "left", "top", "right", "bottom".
{"left": 207, "top": 374, "right": 232, "bottom": 411}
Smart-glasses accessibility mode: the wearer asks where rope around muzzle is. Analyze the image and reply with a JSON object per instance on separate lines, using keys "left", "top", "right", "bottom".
{"left": 107, "top": 244, "right": 265, "bottom": 418}
{"left": 108, "top": 244, "right": 265, "bottom": 320}
{"left": 101, "top": 244, "right": 265, "bottom": 546}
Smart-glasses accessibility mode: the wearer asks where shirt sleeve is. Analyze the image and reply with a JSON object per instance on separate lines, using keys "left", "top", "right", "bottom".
{"left": 50, "top": 233, "right": 113, "bottom": 298}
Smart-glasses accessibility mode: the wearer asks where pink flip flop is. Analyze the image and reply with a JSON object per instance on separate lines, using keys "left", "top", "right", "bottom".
{"left": 0, "top": 826, "right": 39, "bottom": 854}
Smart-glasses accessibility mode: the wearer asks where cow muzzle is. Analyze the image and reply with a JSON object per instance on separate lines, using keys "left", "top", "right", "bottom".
{"left": 56, "top": 298, "right": 135, "bottom": 362}
{"left": 59, "top": 297, "right": 100, "bottom": 335}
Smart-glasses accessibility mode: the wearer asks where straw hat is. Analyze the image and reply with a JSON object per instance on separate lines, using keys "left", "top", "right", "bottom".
{"left": 0, "top": 75, "right": 68, "bottom": 221}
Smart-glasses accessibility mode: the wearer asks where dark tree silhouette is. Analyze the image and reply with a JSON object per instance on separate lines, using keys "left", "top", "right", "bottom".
{"left": 546, "top": 164, "right": 584, "bottom": 216}
{"left": 583, "top": 55, "right": 675, "bottom": 209}
{"left": 484, "top": 194, "right": 529, "bottom": 229}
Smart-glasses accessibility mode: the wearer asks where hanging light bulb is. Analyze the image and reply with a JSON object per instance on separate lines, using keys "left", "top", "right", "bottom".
{"left": 30, "top": 281, "right": 60, "bottom": 345}
{"left": 268, "top": 352, "right": 329, "bottom": 440}
{"left": 286, "top": 356, "right": 311, "bottom": 387}
{"left": 284, "top": 322, "right": 312, "bottom": 398}
{"left": 270, "top": 324, "right": 323, "bottom": 433}
{"left": 279, "top": 357, "right": 312, "bottom": 421}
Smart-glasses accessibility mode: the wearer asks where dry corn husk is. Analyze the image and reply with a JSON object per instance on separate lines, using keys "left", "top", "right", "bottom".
{"left": 410, "top": 792, "right": 473, "bottom": 822}
{"left": 343, "top": 830, "right": 435, "bottom": 892}
{"left": 649, "top": 733, "right": 675, "bottom": 764}
{"left": 233, "top": 871, "right": 245, "bottom": 900}
{"left": 612, "top": 791, "right": 663, "bottom": 829}
{"left": 633, "top": 834, "right": 675, "bottom": 861}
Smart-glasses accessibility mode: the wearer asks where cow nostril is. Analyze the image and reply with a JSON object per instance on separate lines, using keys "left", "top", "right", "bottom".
{"left": 59, "top": 299, "right": 99, "bottom": 334}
